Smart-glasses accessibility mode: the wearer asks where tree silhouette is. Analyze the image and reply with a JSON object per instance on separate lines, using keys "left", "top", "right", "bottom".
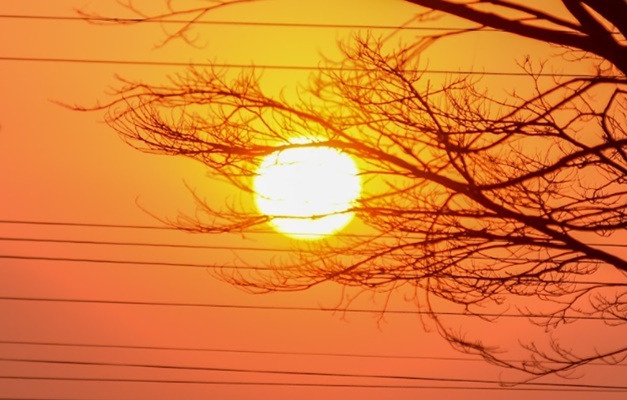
{"left": 407, "top": 0, "right": 627, "bottom": 77}
{"left": 76, "top": 0, "right": 627, "bottom": 378}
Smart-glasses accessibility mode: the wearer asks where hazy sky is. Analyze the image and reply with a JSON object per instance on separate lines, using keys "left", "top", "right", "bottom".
{"left": 1, "top": 1, "right": 625, "bottom": 399}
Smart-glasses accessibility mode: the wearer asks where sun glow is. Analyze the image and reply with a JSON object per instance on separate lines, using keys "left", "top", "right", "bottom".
{"left": 254, "top": 142, "right": 361, "bottom": 239}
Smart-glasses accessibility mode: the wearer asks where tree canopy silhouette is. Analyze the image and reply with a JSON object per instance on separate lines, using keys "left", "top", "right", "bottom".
{"left": 76, "top": 0, "right": 627, "bottom": 378}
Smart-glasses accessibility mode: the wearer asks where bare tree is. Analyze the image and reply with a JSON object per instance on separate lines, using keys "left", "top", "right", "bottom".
{"left": 406, "top": 0, "right": 627, "bottom": 77}
{"left": 74, "top": 0, "right": 627, "bottom": 378}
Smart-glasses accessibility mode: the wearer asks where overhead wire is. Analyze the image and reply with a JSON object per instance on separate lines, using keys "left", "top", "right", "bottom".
{"left": 1, "top": 339, "right": 624, "bottom": 367}
{"left": 0, "top": 398, "right": 95, "bottom": 400}
{"left": 1, "top": 219, "right": 625, "bottom": 248}
{"left": 2, "top": 235, "right": 623, "bottom": 277}
{"left": 0, "top": 295, "right": 623, "bottom": 321}
{"left": 0, "top": 340, "right": 504, "bottom": 363}
{"left": 0, "top": 236, "right": 619, "bottom": 266}
{"left": 1, "top": 253, "right": 624, "bottom": 287}
{"left": 0, "top": 56, "right": 616, "bottom": 78}
{"left": 0, "top": 398, "right": 99, "bottom": 400}
{"left": 0, "top": 254, "right": 263, "bottom": 272}
{"left": 0, "top": 12, "right": 623, "bottom": 79}
{"left": 0, "top": 236, "right": 293, "bottom": 253}
{"left": 0, "top": 13, "right": 625, "bottom": 37}
{"left": 0, "top": 376, "right": 624, "bottom": 392}
{"left": 0, "top": 14, "right": 492, "bottom": 31}
{"left": 2, "top": 356, "right": 627, "bottom": 390}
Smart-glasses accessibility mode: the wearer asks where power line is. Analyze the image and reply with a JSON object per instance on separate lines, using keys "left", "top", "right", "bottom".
{"left": 1, "top": 295, "right": 623, "bottom": 321}
{"left": 0, "top": 236, "right": 614, "bottom": 266}
{"left": 0, "top": 254, "right": 265, "bottom": 272}
{"left": 0, "top": 340, "right": 504, "bottom": 363}
{"left": 3, "top": 234, "right": 625, "bottom": 281}
{"left": 0, "top": 395, "right": 103, "bottom": 400}
{"left": 1, "top": 254, "right": 624, "bottom": 286}
{"left": 1, "top": 339, "right": 623, "bottom": 367}
{"left": 1, "top": 219, "right": 625, "bottom": 248}
{"left": 1, "top": 13, "right": 625, "bottom": 38}
{"left": 0, "top": 237, "right": 624, "bottom": 272}
{"left": 0, "top": 398, "right": 96, "bottom": 400}
{"left": 0, "top": 14, "right": 480, "bottom": 31}
{"left": 0, "top": 236, "right": 294, "bottom": 253}
{"left": 0, "top": 219, "right": 173, "bottom": 232}
{"left": 0, "top": 56, "right": 614, "bottom": 78}
{"left": 0, "top": 376, "right": 623, "bottom": 392}
{"left": 3, "top": 356, "right": 627, "bottom": 390}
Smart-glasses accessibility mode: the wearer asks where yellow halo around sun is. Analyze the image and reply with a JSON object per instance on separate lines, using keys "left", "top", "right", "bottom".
{"left": 254, "top": 143, "right": 361, "bottom": 239}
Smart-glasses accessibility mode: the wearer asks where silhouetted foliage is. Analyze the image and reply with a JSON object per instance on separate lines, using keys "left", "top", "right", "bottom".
{"left": 75, "top": 0, "right": 627, "bottom": 378}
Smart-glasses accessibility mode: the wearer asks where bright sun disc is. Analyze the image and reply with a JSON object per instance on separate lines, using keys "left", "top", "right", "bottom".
{"left": 254, "top": 144, "right": 361, "bottom": 239}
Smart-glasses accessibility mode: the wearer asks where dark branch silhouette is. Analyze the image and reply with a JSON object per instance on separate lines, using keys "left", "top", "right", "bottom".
{"left": 406, "top": 0, "right": 627, "bottom": 76}
{"left": 72, "top": 0, "right": 627, "bottom": 379}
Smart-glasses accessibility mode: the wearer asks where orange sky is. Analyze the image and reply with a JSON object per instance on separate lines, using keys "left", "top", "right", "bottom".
{"left": 0, "top": 0, "right": 625, "bottom": 399}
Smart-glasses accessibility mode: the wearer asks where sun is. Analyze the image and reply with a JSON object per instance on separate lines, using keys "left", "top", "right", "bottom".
{"left": 254, "top": 142, "right": 361, "bottom": 239}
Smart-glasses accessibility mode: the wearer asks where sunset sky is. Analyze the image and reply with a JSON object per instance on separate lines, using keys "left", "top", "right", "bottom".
{"left": 1, "top": 0, "right": 626, "bottom": 399}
